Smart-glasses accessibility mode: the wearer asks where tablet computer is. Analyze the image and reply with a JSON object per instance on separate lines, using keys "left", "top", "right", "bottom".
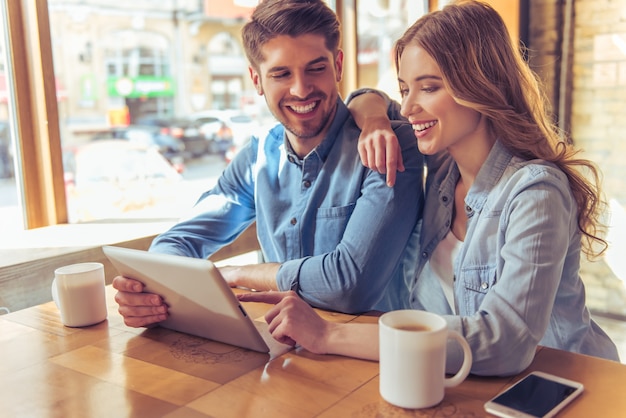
{"left": 102, "top": 245, "right": 290, "bottom": 357}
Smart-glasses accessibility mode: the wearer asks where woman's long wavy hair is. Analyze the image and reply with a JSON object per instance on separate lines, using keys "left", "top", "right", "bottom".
{"left": 395, "top": 0, "right": 607, "bottom": 257}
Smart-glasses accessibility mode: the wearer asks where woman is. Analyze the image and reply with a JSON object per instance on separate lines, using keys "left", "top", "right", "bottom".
{"left": 239, "top": 0, "right": 619, "bottom": 375}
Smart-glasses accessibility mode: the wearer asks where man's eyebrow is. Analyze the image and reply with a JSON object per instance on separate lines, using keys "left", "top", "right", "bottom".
{"left": 266, "top": 56, "right": 330, "bottom": 73}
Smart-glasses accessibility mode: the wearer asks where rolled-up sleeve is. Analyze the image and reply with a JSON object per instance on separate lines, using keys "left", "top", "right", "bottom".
{"left": 149, "top": 140, "right": 258, "bottom": 258}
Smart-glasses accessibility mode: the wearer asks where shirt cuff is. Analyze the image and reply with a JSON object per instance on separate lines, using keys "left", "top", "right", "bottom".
{"left": 275, "top": 258, "right": 305, "bottom": 292}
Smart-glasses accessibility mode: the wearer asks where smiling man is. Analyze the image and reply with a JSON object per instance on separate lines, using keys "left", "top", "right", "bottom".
{"left": 112, "top": 0, "right": 425, "bottom": 328}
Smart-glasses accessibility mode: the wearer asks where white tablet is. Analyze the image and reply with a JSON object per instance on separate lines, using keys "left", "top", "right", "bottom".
{"left": 102, "top": 245, "right": 290, "bottom": 356}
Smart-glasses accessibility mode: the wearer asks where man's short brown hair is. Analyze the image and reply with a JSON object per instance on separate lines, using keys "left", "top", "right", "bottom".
{"left": 242, "top": 0, "right": 341, "bottom": 70}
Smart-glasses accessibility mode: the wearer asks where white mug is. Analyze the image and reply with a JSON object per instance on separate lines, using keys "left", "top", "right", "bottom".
{"left": 51, "top": 262, "right": 107, "bottom": 327}
{"left": 379, "top": 309, "right": 472, "bottom": 409}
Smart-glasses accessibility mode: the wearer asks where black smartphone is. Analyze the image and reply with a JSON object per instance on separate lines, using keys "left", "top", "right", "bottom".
{"left": 484, "top": 371, "right": 584, "bottom": 418}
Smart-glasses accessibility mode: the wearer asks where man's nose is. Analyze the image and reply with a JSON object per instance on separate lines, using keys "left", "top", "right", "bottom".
{"left": 290, "top": 73, "right": 314, "bottom": 98}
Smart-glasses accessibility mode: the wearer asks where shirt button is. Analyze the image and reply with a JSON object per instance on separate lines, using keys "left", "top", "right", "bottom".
{"left": 421, "top": 252, "right": 428, "bottom": 258}
{"left": 465, "top": 205, "right": 472, "bottom": 212}
{"left": 288, "top": 156, "right": 295, "bottom": 163}
{"left": 303, "top": 180, "right": 311, "bottom": 188}
{"left": 442, "top": 196, "right": 448, "bottom": 203}
{"left": 481, "top": 282, "right": 488, "bottom": 290}
{"left": 290, "top": 218, "right": 297, "bottom": 225}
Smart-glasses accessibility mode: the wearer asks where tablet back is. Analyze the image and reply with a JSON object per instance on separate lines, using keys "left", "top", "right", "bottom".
{"left": 102, "top": 245, "right": 270, "bottom": 353}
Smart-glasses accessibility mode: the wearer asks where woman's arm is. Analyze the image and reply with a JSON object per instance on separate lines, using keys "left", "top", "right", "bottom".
{"left": 238, "top": 291, "right": 379, "bottom": 361}
{"left": 346, "top": 89, "right": 405, "bottom": 186}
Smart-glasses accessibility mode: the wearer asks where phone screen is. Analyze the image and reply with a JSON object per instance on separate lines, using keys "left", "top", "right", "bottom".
{"left": 489, "top": 373, "right": 580, "bottom": 417}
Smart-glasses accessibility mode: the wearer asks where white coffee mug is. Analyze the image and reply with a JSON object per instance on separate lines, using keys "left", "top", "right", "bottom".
{"left": 379, "top": 309, "right": 472, "bottom": 409}
{"left": 51, "top": 262, "right": 107, "bottom": 327}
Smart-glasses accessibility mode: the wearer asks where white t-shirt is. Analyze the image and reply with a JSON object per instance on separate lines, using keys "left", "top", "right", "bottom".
{"left": 422, "top": 230, "right": 463, "bottom": 313}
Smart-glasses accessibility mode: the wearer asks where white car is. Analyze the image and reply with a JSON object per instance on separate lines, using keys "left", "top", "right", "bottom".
{"left": 189, "top": 110, "right": 261, "bottom": 154}
{"left": 64, "top": 140, "right": 183, "bottom": 222}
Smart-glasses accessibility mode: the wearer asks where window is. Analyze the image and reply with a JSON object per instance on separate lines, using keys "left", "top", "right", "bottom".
{"left": 0, "top": 3, "right": 22, "bottom": 234}
{"left": 355, "top": 0, "right": 427, "bottom": 101}
{"left": 44, "top": 1, "right": 260, "bottom": 224}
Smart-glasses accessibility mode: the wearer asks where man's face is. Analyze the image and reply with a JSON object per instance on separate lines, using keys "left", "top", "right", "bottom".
{"left": 250, "top": 34, "right": 343, "bottom": 155}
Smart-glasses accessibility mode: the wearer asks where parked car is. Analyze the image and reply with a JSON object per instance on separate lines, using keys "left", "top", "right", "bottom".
{"left": 91, "top": 125, "right": 185, "bottom": 172}
{"left": 64, "top": 140, "right": 183, "bottom": 222}
{"left": 189, "top": 110, "right": 261, "bottom": 156}
{"left": 0, "top": 120, "right": 14, "bottom": 179}
{"left": 134, "top": 116, "right": 207, "bottom": 159}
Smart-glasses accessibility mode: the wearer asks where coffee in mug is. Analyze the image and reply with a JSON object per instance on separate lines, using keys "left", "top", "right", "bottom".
{"left": 379, "top": 309, "right": 472, "bottom": 409}
{"left": 51, "top": 262, "right": 107, "bottom": 327}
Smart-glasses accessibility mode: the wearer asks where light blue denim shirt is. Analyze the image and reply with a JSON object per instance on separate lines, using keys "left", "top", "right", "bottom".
{"left": 408, "top": 140, "right": 619, "bottom": 376}
{"left": 150, "top": 98, "right": 425, "bottom": 313}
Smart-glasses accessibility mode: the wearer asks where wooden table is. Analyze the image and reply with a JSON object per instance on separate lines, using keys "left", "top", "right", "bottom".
{"left": 2, "top": 287, "right": 625, "bottom": 418}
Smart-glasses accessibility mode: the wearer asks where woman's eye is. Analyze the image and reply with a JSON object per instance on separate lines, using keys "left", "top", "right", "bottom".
{"left": 399, "top": 88, "right": 409, "bottom": 98}
{"left": 421, "top": 86, "right": 439, "bottom": 93}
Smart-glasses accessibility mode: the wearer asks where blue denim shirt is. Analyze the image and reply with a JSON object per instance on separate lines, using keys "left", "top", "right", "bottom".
{"left": 150, "top": 98, "right": 425, "bottom": 313}
{"left": 408, "top": 140, "right": 619, "bottom": 376}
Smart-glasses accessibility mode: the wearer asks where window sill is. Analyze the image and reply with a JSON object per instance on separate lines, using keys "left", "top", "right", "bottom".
{"left": 0, "top": 219, "right": 176, "bottom": 313}
{"left": 0, "top": 220, "right": 260, "bottom": 314}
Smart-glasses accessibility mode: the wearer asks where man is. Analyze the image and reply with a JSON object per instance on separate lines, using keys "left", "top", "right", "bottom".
{"left": 113, "top": 0, "right": 424, "bottom": 328}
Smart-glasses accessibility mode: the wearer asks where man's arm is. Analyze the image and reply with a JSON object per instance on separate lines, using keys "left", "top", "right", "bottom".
{"left": 113, "top": 140, "right": 259, "bottom": 327}
{"left": 276, "top": 122, "right": 424, "bottom": 313}
{"left": 219, "top": 263, "right": 280, "bottom": 291}
{"left": 149, "top": 140, "right": 258, "bottom": 258}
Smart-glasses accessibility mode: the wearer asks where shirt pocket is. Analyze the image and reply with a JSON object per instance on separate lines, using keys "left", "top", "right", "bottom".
{"left": 458, "top": 265, "right": 497, "bottom": 314}
{"left": 314, "top": 203, "right": 356, "bottom": 254}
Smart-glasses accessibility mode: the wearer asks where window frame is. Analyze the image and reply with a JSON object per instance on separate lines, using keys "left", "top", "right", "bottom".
{"left": 5, "top": 0, "right": 66, "bottom": 229}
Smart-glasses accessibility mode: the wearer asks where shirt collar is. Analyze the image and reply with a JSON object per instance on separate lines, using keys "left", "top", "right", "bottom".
{"left": 465, "top": 139, "right": 513, "bottom": 211}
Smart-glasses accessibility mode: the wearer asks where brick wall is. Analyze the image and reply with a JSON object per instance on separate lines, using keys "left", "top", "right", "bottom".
{"left": 528, "top": 0, "right": 626, "bottom": 318}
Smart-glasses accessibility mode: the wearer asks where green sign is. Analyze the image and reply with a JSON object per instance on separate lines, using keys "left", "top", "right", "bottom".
{"left": 107, "top": 76, "right": 175, "bottom": 98}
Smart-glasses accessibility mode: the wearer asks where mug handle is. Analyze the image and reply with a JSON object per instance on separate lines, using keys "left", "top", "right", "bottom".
{"left": 444, "top": 330, "right": 473, "bottom": 387}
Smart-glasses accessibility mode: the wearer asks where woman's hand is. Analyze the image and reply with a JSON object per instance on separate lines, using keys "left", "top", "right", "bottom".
{"left": 357, "top": 116, "right": 405, "bottom": 187}
{"left": 238, "top": 291, "right": 331, "bottom": 353}
{"left": 347, "top": 90, "right": 405, "bottom": 186}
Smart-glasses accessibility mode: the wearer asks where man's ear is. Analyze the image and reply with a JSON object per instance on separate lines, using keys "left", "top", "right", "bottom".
{"left": 249, "top": 66, "right": 263, "bottom": 95}
{"left": 335, "top": 49, "right": 344, "bottom": 83}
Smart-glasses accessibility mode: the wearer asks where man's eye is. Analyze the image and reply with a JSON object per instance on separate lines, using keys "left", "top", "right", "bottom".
{"left": 309, "top": 66, "right": 325, "bottom": 73}
{"left": 271, "top": 72, "right": 289, "bottom": 79}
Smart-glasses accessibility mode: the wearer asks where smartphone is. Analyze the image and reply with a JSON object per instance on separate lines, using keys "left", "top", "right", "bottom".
{"left": 484, "top": 371, "right": 584, "bottom": 418}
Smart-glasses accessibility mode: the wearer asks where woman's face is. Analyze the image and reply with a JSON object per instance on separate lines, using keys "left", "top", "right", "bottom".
{"left": 398, "top": 43, "right": 484, "bottom": 156}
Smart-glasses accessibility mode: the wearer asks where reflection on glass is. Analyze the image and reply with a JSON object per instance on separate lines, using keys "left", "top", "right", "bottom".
{"left": 47, "top": 0, "right": 274, "bottom": 223}
{"left": 0, "top": 2, "right": 24, "bottom": 233}
{"left": 356, "top": 0, "right": 427, "bottom": 101}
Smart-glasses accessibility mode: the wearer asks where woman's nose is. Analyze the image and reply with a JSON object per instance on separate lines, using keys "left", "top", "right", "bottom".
{"left": 400, "top": 97, "right": 421, "bottom": 119}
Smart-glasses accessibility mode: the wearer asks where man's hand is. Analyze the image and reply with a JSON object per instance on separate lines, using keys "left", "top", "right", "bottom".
{"left": 112, "top": 275, "right": 168, "bottom": 328}
{"left": 237, "top": 291, "right": 331, "bottom": 353}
